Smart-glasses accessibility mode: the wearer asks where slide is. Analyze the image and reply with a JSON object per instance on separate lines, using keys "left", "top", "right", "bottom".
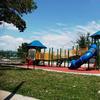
{"left": 68, "top": 44, "right": 97, "bottom": 69}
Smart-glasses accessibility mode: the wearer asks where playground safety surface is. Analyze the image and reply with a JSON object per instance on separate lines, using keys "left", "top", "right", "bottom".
{"left": 19, "top": 65, "right": 100, "bottom": 76}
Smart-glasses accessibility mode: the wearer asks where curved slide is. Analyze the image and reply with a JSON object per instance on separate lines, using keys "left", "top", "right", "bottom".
{"left": 68, "top": 44, "right": 97, "bottom": 69}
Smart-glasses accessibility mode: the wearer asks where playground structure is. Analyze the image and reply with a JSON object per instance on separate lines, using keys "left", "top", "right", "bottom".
{"left": 27, "top": 31, "right": 100, "bottom": 70}
{"left": 27, "top": 41, "right": 88, "bottom": 67}
{"left": 90, "top": 31, "right": 100, "bottom": 69}
{"left": 69, "top": 44, "right": 97, "bottom": 69}
{"left": 27, "top": 40, "right": 81, "bottom": 67}
{"left": 69, "top": 31, "right": 100, "bottom": 69}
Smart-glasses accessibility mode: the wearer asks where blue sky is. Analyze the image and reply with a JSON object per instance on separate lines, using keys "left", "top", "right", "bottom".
{"left": 1, "top": 0, "right": 100, "bottom": 50}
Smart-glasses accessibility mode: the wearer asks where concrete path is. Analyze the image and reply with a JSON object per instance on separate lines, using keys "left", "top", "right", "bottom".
{"left": 0, "top": 90, "right": 39, "bottom": 100}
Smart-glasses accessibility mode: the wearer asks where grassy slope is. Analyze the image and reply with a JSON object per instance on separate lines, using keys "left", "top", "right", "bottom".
{"left": 0, "top": 66, "right": 100, "bottom": 100}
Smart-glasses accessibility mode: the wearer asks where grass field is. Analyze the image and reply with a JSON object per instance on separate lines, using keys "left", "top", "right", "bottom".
{"left": 0, "top": 66, "right": 100, "bottom": 100}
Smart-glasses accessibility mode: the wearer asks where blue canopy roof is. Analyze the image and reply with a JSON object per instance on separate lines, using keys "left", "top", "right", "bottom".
{"left": 90, "top": 31, "right": 100, "bottom": 39}
{"left": 28, "top": 40, "right": 47, "bottom": 49}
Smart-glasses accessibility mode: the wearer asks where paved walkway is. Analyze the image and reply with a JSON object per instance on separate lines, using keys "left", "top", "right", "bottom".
{"left": 0, "top": 90, "right": 39, "bottom": 100}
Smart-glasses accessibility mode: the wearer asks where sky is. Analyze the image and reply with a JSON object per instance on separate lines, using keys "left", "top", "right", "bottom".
{"left": 1, "top": 0, "right": 100, "bottom": 51}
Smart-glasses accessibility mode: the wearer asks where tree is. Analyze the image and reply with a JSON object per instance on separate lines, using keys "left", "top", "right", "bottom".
{"left": 0, "top": 50, "right": 17, "bottom": 59}
{"left": 17, "top": 43, "right": 28, "bottom": 59}
{"left": 0, "top": 0, "right": 37, "bottom": 32}
{"left": 76, "top": 34, "right": 89, "bottom": 48}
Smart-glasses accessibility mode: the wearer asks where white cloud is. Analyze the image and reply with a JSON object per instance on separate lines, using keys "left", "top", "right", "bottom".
{"left": 30, "top": 21, "right": 100, "bottom": 50}
{"left": 75, "top": 21, "right": 100, "bottom": 34}
{"left": 30, "top": 31, "right": 77, "bottom": 50}
{"left": 1, "top": 20, "right": 100, "bottom": 51}
{"left": 0, "top": 35, "right": 30, "bottom": 51}
{"left": 42, "top": 33, "right": 73, "bottom": 49}
{"left": 56, "top": 23, "right": 67, "bottom": 27}
{"left": 0, "top": 21, "right": 17, "bottom": 31}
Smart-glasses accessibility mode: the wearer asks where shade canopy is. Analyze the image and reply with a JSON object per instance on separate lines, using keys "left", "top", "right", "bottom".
{"left": 90, "top": 31, "right": 100, "bottom": 39}
{"left": 28, "top": 40, "right": 47, "bottom": 49}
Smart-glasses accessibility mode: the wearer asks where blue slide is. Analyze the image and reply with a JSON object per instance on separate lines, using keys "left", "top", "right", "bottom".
{"left": 68, "top": 44, "right": 97, "bottom": 69}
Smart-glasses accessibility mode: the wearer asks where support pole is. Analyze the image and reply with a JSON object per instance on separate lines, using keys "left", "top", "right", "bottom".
{"left": 64, "top": 49, "right": 66, "bottom": 67}
{"left": 56, "top": 49, "right": 59, "bottom": 66}
{"left": 76, "top": 45, "right": 78, "bottom": 56}
{"left": 97, "top": 39, "right": 99, "bottom": 69}
{"left": 43, "top": 49, "right": 46, "bottom": 65}
{"left": 51, "top": 48, "right": 53, "bottom": 66}
{"left": 60, "top": 48, "right": 62, "bottom": 67}
{"left": 98, "top": 40, "right": 100, "bottom": 69}
{"left": 48, "top": 48, "right": 51, "bottom": 66}
{"left": 68, "top": 49, "right": 69, "bottom": 67}
{"left": 87, "top": 35, "right": 90, "bottom": 70}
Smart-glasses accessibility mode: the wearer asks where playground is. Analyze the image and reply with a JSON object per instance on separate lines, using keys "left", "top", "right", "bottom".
{"left": 1, "top": 1, "right": 100, "bottom": 100}
{"left": 24, "top": 31, "right": 100, "bottom": 75}
{"left": 1, "top": 32, "right": 100, "bottom": 100}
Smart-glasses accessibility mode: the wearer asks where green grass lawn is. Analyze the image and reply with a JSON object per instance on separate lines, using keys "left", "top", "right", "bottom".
{"left": 0, "top": 66, "right": 100, "bottom": 100}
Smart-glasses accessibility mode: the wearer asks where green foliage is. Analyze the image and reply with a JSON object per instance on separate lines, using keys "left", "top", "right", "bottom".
{"left": 0, "top": 0, "right": 37, "bottom": 32}
{"left": 17, "top": 43, "right": 28, "bottom": 59}
{"left": 0, "top": 50, "right": 17, "bottom": 59}
{"left": 77, "top": 34, "right": 89, "bottom": 48}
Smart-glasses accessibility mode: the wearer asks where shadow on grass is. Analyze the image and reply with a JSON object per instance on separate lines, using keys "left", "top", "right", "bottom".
{"left": 4, "top": 81, "right": 25, "bottom": 100}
